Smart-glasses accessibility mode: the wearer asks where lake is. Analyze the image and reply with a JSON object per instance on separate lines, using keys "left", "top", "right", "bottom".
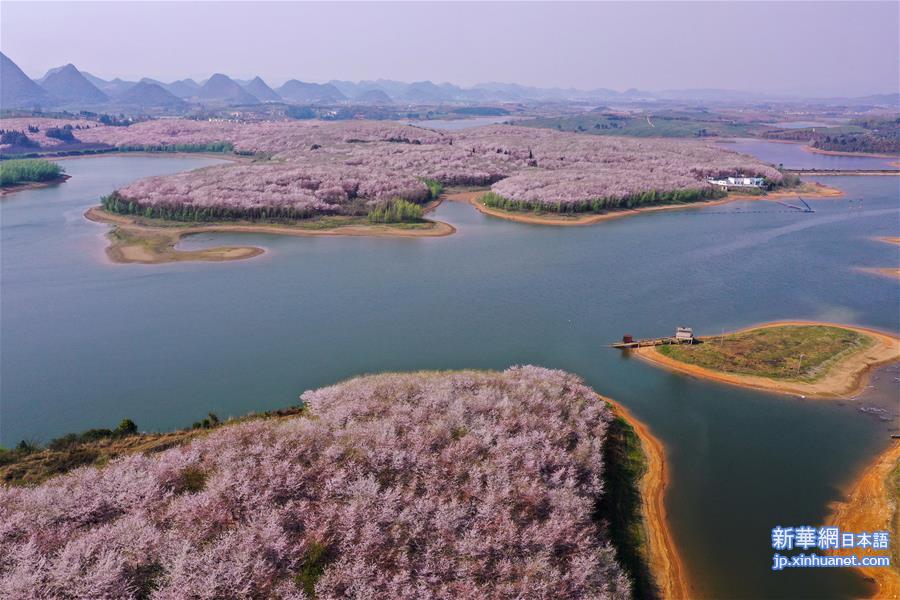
{"left": 1, "top": 152, "right": 898, "bottom": 599}
{"left": 403, "top": 116, "right": 510, "bottom": 130}
{"left": 719, "top": 138, "right": 899, "bottom": 171}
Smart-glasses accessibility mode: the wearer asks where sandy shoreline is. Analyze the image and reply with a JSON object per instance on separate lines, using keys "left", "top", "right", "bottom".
{"left": 634, "top": 321, "right": 900, "bottom": 399}
{"left": 803, "top": 145, "right": 900, "bottom": 160}
{"left": 447, "top": 182, "right": 843, "bottom": 227}
{"left": 856, "top": 267, "right": 900, "bottom": 281}
{"left": 0, "top": 174, "right": 71, "bottom": 197}
{"left": 605, "top": 397, "right": 692, "bottom": 600}
{"left": 85, "top": 207, "right": 455, "bottom": 264}
{"left": 826, "top": 441, "right": 900, "bottom": 599}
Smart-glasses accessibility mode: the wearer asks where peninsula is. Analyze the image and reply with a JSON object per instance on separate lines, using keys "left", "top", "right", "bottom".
{"left": 0, "top": 367, "right": 681, "bottom": 599}
{"left": 634, "top": 322, "right": 900, "bottom": 398}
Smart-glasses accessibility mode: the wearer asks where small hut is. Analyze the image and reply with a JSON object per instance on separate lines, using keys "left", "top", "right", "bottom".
{"left": 675, "top": 326, "right": 694, "bottom": 343}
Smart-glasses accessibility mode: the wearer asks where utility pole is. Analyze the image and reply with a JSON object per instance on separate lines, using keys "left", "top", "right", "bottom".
{"left": 797, "top": 353, "right": 805, "bottom": 376}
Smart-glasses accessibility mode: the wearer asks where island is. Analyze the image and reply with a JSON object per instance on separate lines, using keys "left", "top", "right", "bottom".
{"left": 634, "top": 322, "right": 900, "bottom": 398}
{"left": 0, "top": 367, "right": 685, "bottom": 598}
{"left": 85, "top": 203, "right": 454, "bottom": 265}
{"left": 0, "top": 158, "right": 68, "bottom": 195}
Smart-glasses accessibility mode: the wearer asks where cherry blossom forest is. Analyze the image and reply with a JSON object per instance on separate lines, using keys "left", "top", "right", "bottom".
{"left": 1, "top": 367, "right": 632, "bottom": 599}
{"left": 2, "top": 117, "right": 782, "bottom": 219}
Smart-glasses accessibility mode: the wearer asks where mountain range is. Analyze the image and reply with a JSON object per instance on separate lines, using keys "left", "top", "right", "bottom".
{"left": 2, "top": 52, "right": 897, "bottom": 113}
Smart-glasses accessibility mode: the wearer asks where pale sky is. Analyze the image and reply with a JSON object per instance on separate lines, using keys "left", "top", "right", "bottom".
{"left": 2, "top": 1, "right": 898, "bottom": 97}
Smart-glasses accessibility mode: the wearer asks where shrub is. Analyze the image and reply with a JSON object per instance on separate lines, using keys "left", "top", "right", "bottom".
{"left": 0, "top": 159, "right": 64, "bottom": 187}
{"left": 367, "top": 198, "right": 424, "bottom": 223}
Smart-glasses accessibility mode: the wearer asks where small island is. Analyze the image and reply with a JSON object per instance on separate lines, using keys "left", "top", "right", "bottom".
{"left": 0, "top": 158, "right": 68, "bottom": 195}
{"left": 634, "top": 322, "right": 900, "bottom": 398}
{"left": 86, "top": 200, "right": 453, "bottom": 264}
{"left": 458, "top": 180, "right": 842, "bottom": 227}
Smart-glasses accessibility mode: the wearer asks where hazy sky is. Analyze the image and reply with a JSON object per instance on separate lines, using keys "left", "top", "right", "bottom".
{"left": 2, "top": 1, "right": 898, "bottom": 96}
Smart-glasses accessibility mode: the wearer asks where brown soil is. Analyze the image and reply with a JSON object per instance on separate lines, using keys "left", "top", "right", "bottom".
{"left": 0, "top": 174, "right": 70, "bottom": 196}
{"left": 635, "top": 322, "right": 900, "bottom": 399}
{"left": 86, "top": 207, "right": 455, "bottom": 264}
{"left": 606, "top": 398, "right": 693, "bottom": 600}
{"left": 856, "top": 267, "right": 900, "bottom": 281}
{"left": 826, "top": 441, "right": 900, "bottom": 599}
{"left": 447, "top": 182, "right": 844, "bottom": 227}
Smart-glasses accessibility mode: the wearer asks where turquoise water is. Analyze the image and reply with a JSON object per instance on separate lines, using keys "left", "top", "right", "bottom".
{"left": 2, "top": 153, "right": 898, "bottom": 598}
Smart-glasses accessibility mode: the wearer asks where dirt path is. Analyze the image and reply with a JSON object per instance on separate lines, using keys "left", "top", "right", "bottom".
{"left": 827, "top": 441, "right": 900, "bottom": 599}
{"left": 635, "top": 322, "right": 900, "bottom": 399}
{"left": 605, "top": 398, "right": 693, "bottom": 600}
{"left": 446, "top": 182, "right": 843, "bottom": 227}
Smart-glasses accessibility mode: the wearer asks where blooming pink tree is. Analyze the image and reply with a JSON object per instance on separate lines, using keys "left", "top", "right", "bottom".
{"left": 0, "top": 367, "right": 633, "bottom": 599}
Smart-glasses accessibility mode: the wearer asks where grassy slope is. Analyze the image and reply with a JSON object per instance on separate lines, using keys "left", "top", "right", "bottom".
{"left": 0, "top": 406, "right": 304, "bottom": 487}
{"left": 657, "top": 325, "right": 872, "bottom": 382}
{"left": 598, "top": 409, "right": 658, "bottom": 600}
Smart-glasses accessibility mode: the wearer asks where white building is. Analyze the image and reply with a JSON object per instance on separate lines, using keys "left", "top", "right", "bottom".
{"left": 707, "top": 176, "right": 767, "bottom": 190}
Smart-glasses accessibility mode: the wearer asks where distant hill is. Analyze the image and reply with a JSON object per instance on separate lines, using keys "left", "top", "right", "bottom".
{"left": 242, "top": 76, "right": 281, "bottom": 102}
{"left": 403, "top": 81, "right": 451, "bottom": 103}
{"left": 40, "top": 64, "right": 108, "bottom": 105}
{"left": 140, "top": 77, "right": 199, "bottom": 99}
{"left": 114, "top": 81, "right": 187, "bottom": 109}
{"left": 197, "top": 73, "right": 259, "bottom": 105}
{"left": 277, "top": 80, "right": 346, "bottom": 104}
{"left": 354, "top": 89, "right": 393, "bottom": 104}
{"left": 0, "top": 52, "right": 50, "bottom": 108}
{"left": 82, "top": 72, "right": 136, "bottom": 96}
{"left": 165, "top": 79, "right": 201, "bottom": 98}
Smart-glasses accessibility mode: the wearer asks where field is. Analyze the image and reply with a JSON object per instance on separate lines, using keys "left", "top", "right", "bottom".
{"left": 656, "top": 325, "right": 871, "bottom": 382}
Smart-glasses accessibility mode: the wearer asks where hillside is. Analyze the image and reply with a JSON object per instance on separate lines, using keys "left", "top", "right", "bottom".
{"left": 196, "top": 73, "right": 259, "bottom": 104}
{"left": 0, "top": 52, "right": 49, "bottom": 108}
{"left": 243, "top": 75, "right": 281, "bottom": 102}
{"left": 355, "top": 88, "right": 393, "bottom": 104}
{"left": 277, "top": 79, "right": 346, "bottom": 103}
{"left": 0, "top": 367, "right": 633, "bottom": 598}
{"left": 39, "top": 64, "right": 108, "bottom": 105}
{"left": 115, "top": 81, "right": 188, "bottom": 109}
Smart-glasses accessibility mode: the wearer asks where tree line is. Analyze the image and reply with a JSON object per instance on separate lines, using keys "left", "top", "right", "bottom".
{"left": 101, "top": 191, "right": 322, "bottom": 221}
{"left": 367, "top": 198, "right": 424, "bottom": 223}
{"left": 116, "top": 141, "right": 235, "bottom": 153}
{"left": 481, "top": 186, "right": 725, "bottom": 213}
{"left": 0, "top": 159, "right": 64, "bottom": 187}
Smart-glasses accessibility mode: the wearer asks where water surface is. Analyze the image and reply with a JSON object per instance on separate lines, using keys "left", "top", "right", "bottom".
{"left": 2, "top": 155, "right": 898, "bottom": 599}
{"left": 720, "top": 138, "right": 899, "bottom": 171}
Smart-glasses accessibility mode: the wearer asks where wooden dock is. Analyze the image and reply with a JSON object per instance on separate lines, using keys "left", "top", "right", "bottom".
{"left": 611, "top": 337, "right": 685, "bottom": 349}
{"left": 611, "top": 327, "right": 696, "bottom": 349}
